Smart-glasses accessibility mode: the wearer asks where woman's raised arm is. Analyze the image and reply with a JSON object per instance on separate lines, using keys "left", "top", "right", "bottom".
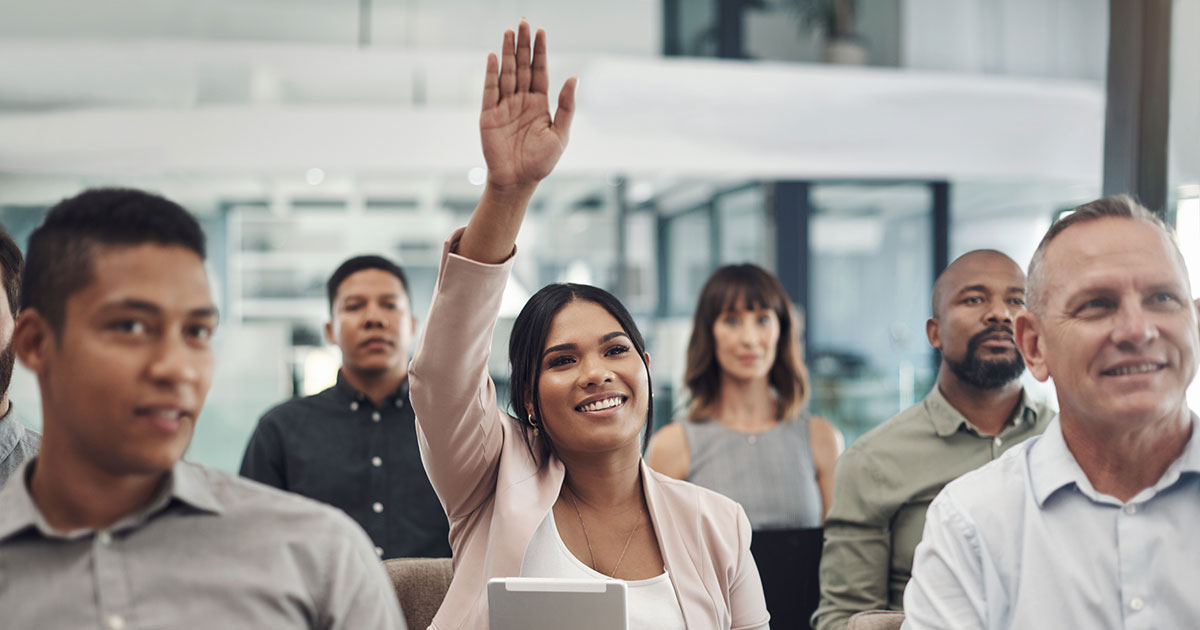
{"left": 457, "top": 21, "right": 577, "bottom": 264}
{"left": 409, "top": 21, "right": 574, "bottom": 520}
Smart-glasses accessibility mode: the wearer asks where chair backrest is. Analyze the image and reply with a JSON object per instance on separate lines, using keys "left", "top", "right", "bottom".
{"left": 383, "top": 557, "right": 454, "bottom": 630}
{"left": 847, "top": 610, "right": 906, "bottom": 630}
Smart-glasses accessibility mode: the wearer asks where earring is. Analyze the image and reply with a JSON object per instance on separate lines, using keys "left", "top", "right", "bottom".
{"left": 527, "top": 414, "right": 540, "bottom": 437}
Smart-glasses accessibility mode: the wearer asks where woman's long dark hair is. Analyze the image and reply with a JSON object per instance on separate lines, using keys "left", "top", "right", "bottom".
{"left": 684, "top": 264, "right": 810, "bottom": 421}
{"left": 508, "top": 283, "right": 654, "bottom": 454}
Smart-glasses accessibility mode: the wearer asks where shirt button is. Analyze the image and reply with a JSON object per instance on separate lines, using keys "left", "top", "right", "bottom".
{"left": 372, "top": 411, "right": 381, "bottom": 422}
{"left": 106, "top": 615, "right": 126, "bottom": 630}
{"left": 1124, "top": 504, "right": 1138, "bottom": 515}
{"left": 373, "top": 502, "right": 384, "bottom": 513}
{"left": 1130, "top": 597, "right": 1144, "bottom": 611}
{"left": 747, "top": 435, "right": 758, "bottom": 445}
{"left": 350, "top": 401, "right": 359, "bottom": 411}
{"left": 375, "top": 546, "right": 384, "bottom": 558}
{"left": 993, "top": 437, "right": 1003, "bottom": 448}
{"left": 395, "top": 398, "right": 404, "bottom": 408}
{"left": 371, "top": 456, "right": 382, "bottom": 467}
{"left": 97, "top": 531, "right": 112, "bottom": 545}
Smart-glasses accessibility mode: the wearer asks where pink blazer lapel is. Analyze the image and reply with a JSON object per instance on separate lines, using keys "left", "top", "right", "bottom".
{"left": 641, "top": 461, "right": 721, "bottom": 627}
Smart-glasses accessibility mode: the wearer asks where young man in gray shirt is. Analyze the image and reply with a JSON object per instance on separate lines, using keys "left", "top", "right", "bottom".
{"left": 0, "top": 188, "right": 405, "bottom": 629}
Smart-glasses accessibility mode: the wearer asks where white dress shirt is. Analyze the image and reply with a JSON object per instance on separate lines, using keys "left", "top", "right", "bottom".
{"left": 903, "top": 415, "right": 1200, "bottom": 630}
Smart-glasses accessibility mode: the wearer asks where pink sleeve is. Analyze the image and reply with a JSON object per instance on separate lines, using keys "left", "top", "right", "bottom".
{"left": 409, "top": 228, "right": 517, "bottom": 520}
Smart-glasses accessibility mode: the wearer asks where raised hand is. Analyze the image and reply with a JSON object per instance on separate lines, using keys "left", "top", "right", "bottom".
{"left": 480, "top": 21, "right": 577, "bottom": 191}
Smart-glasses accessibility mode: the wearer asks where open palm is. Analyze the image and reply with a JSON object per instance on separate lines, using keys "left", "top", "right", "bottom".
{"left": 480, "top": 23, "right": 576, "bottom": 189}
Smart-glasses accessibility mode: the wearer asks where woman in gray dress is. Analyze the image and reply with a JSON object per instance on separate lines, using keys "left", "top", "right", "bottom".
{"left": 646, "top": 264, "right": 840, "bottom": 529}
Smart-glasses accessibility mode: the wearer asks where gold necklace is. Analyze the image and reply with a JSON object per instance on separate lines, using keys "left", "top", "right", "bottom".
{"left": 564, "top": 488, "right": 641, "bottom": 579}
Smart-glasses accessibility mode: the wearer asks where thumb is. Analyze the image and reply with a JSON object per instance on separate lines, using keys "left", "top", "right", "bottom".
{"left": 552, "top": 76, "right": 578, "bottom": 142}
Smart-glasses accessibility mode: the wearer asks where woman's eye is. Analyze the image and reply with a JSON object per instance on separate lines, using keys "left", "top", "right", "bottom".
{"left": 605, "top": 345, "right": 630, "bottom": 357}
{"left": 547, "top": 356, "right": 574, "bottom": 368}
{"left": 723, "top": 316, "right": 739, "bottom": 327}
{"left": 757, "top": 315, "right": 771, "bottom": 325}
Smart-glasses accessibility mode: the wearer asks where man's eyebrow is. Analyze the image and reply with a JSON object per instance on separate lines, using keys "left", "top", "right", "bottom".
{"left": 1007, "top": 287, "right": 1026, "bottom": 294}
{"left": 102, "top": 299, "right": 219, "bottom": 320}
{"left": 190, "top": 306, "right": 220, "bottom": 320}
{"left": 956, "top": 285, "right": 989, "bottom": 295}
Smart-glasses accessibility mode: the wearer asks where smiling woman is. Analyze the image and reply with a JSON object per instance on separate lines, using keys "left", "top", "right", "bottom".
{"left": 407, "top": 21, "right": 769, "bottom": 630}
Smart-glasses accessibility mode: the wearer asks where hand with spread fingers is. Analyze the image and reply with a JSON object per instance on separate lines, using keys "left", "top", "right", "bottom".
{"left": 480, "top": 20, "right": 576, "bottom": 191}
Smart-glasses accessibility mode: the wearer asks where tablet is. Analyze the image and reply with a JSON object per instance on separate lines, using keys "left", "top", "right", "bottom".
{"left": 487, "top": 577, "right": 628, "bottom": 630}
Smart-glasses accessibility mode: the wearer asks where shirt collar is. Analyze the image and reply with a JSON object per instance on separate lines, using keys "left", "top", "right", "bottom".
{"left": 1030, "top": 413, "right": 1200, "bottom": 507}
{"left": 0, "top": 458, "right": 223, "bottom": 543}
{"left": 924, "top": 384, "right": 1040, "bottom": 438}
{"left": 333, "top": 369, "right": 410, "bottom": 406}
{"left": 0, "top": 403, "right": 25, "bottom": 464}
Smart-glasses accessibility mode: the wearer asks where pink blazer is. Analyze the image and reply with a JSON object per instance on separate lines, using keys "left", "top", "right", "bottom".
{"left": 409, "top": 231, "right": 770, "bottom": 630}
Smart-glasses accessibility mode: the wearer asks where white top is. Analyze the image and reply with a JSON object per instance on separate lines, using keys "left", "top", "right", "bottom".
{"left": 520, "top": 510, "right": 686, "bottom": 630}
{"left": 902, "top": 416, "right": 1200, "bottom": 630}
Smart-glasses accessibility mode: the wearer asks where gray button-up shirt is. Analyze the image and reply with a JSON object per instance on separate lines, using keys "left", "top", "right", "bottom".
{"left": 0, "top": 403, "right": 40, "bottom": 489}
{"left": 0, "top": 458, "right": 407, "bottom": 630}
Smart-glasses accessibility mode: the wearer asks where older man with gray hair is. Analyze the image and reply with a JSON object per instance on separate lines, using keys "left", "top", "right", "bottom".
{"left": 903, "top": 195, "right": 1200, "bottom": 629}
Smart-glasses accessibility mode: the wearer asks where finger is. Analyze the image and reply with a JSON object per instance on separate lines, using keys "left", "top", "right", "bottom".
{"left": 530, "top": 28, "right": 549, "bottom": 95}
{"left": 516, "top": 20, "right": 532, "bottom": 93}
{"left": 482, "top": 53, "right": 500, "bottom": 109}
{"left": 552, "top": 76, "right": 578, "bottom": 141}
{"left": 500, "top": 29, "right": 516, "bottom": 96}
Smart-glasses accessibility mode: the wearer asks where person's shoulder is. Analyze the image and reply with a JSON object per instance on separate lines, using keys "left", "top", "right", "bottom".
{"left": 839, "top": 401, "right": 930, "bottom": 461}
{"left": 647, "top": 466, "right": 744, "bottom": 522}
{"left": 189, "top": 462, "right": 364, "bottom": 536}
{"left": 936, "top": 437, "right": 1038, "bottom": 518}
{"left": 256, "top": 387, "right": 338, "bottom": 426}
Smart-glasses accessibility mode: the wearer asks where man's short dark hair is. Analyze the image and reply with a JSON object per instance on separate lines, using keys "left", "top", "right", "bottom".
{"left": 326, "top": 255, "right": 409, "bottom": 311}
{"left": 0, "top": 227, "right": 22, "bottom": 318}
{"left": 21, "top": 188, "right": 206, "bottom": 332}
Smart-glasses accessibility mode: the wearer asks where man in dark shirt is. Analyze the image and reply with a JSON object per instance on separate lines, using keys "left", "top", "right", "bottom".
{"left": 240, "top": 256, "right": 450, "bottom": 559}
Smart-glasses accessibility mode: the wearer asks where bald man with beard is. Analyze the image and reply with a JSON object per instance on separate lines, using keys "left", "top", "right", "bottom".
{"left": 812, "top": 250, "right": 1055, "bottom": 630}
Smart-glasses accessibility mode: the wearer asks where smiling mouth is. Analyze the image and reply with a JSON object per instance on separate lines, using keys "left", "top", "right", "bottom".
{"left": 136, "top": 407, "right": 192, "bottom": 432}
{"left": 1102, "top": 363, "right": 1165, "bottom": 376}
{"left": 575, "top": 395, "right": 627, "bottom": 413}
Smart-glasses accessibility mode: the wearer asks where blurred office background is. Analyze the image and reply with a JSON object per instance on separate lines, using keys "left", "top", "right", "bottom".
{"left": 1, "top": 0, "right": 1197, "bottom": 471}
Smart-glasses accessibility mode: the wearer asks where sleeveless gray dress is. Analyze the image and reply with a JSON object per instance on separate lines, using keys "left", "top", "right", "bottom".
{"left": 681, "top": 414, "right": 823, "bottom": 530}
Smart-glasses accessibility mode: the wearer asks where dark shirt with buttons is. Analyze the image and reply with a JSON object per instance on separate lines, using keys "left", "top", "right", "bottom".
{"left": 240, "top": 372, "right": 450, "bottom": 559}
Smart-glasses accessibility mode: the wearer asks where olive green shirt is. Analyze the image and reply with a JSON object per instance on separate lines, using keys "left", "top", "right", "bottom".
{"left": 812, "top": 385, "right": 1054, "bottom": 630}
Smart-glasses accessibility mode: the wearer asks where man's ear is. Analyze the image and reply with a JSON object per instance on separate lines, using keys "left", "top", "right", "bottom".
{"left": 323, "top": 320, "right": 336, "bottom": 346}
{"left": 1015, "top": 311, "right": 1050, "bottom": 382}
{"left": 13, "top": 309, "right": 52, "bottom": 375}
{"left": 925, "top": 317, "right": 941, "bottom": 351}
